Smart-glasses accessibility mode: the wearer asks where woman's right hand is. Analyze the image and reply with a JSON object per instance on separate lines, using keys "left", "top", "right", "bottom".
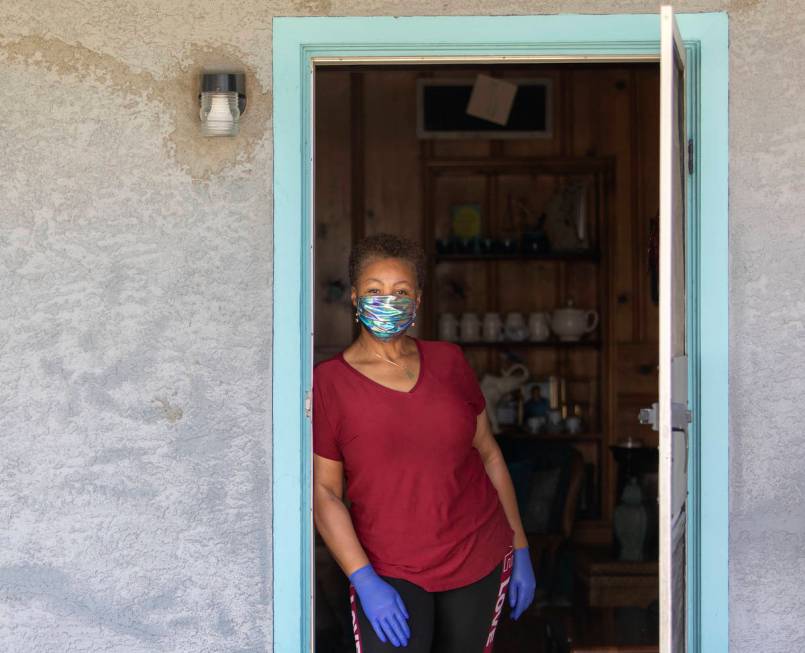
{"left": 349, "top": 564, "right": 411, "bottom": 647}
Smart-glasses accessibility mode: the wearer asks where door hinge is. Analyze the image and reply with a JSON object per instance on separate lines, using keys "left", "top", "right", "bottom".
{"left": 304, "top": 389, "right": 312, "bottom": 420}
{"left": 672, "top": 402, "right": 693, "bottom": 430}
{"left": 638, "top": 402, "right": 692, "bottom": 431}
{"left": 688, "top": 138, "right": 694, "bottom": 174}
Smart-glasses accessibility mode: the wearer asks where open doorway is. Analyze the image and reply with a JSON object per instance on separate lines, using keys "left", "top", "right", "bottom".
{"left": 312, "top": 62, "right": 662, "bottom": 653}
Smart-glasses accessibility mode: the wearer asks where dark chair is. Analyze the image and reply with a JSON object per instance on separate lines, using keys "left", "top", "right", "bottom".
{"left": 499, "top": 437, "right": 585, "bottom": 601}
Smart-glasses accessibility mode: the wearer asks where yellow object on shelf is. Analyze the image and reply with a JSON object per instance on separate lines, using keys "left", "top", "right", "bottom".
{"left": 450, "top": 203, "right": 482, "bottom": 239}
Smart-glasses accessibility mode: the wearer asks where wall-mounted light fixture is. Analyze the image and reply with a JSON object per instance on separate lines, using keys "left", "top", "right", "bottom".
{"left": 198, "top": 72, "right": 246, "bottom": 137}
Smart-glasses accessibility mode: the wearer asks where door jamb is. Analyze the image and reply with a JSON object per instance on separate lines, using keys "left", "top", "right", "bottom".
{"left": 272, "top": 13, "right": 728, "bottom": 653}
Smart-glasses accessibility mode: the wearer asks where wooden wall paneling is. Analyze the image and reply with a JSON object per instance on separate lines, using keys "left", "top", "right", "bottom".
{"left": 430, "top": 68, "right": 492, "bottom": 160}
{"left": 350, "top": 73, "right": 365, "bottom": 245}
{"left": 314, "top": 71, "right": 354, "bottom": 359}
{"left": 637, "top": 67, "right": 661, "bottom": 341}
{"left": 560, "top": 67, "right": 574, "bottom": 156}
{"left": 571, "top": 67, "right": 596, "bottom": 157}
{"left": 600, "top": 166, "right": 616, "bottom": 524}
{"left": 594, "top": 67, "right": 637, "bottom": 345}
{"left": 433, "top": 261, "right": 489, "bottom": 316}
{"left": 362, "top": 71, "right": 422, "bottom": 242}
{"left": 629, "top": 68, "right": 644, "bottom": 342}
{"left": 501, "top": 67, "right": 562, "bottom": 158}
{"left": 420, "top": 134, "right": 435, "bottom": 340}
{"left": 496, "top": 260, "right": 558, "bottom": 314}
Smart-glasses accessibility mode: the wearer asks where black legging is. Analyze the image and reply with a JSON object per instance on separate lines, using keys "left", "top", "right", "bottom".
{"left": 348, "top": 547, "right": 513, "bottom": 653}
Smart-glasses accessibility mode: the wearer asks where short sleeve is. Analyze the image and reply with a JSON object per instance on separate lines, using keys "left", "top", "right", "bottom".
{"left": 312, "top": 372, "right": 343, "bottom": 461}
{"left": 451, "top": 344, "right": 486, "bottom": 415}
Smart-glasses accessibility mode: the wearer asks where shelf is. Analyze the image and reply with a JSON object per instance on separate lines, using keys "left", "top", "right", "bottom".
{"left": 424, "top": 156, "right": 615, "bottom": 174}
{"left": 435, "top": 251, "right": 599, "bottom": 263}
{"left": 458, "top": 339, "right": 601, "bottom": 349}
{"left": 499, "top": 428, "right": 603, "bottom": 442}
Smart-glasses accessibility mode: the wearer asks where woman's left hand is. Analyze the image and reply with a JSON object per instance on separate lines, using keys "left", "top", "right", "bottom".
{"left": 508, "top": 545, "right": 536, "bottom": 620}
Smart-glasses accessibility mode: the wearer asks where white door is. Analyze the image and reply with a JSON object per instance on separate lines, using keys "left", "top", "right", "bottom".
{"left": 659, "top": 5, "right": 690, "bottom": 653}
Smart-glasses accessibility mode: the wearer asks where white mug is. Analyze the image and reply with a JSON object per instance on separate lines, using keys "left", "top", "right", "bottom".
{"left": 460, "top": 312, "right": 481, "bottom": 342}
{"left": 482, "top": 312, "right": 504, "bottom": 342}
{"left": 526, "top": 416, "right": 546, "bottom": 434}
{"left": 528, "top": 312, "right": 551, "bottom": 342}
{"left": 438, "top": 313, "right": 459, "bottom": 341}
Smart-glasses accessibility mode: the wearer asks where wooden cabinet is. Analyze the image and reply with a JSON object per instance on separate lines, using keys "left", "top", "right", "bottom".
{"left": 420, "top": 152, "right": 615, "bottom": 522}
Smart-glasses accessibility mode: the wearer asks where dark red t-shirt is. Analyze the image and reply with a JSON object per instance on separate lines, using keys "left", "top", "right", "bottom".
{"left": 313, "top": 337, "right": 514, "bottom": 592}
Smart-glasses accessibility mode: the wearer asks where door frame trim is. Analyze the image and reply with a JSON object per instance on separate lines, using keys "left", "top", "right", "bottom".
{"left": 271, "top": 13, "right": 728, "bottom": 653}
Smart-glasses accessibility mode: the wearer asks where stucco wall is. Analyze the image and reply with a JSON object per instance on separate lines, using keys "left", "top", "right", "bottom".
{"left": 1, "top": 1, "right": 803, "bottom": 651}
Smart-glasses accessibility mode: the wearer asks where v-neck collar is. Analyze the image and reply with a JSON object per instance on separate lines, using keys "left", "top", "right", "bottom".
{"left": 337, "top": 336, "right": 425, "bottom": 395}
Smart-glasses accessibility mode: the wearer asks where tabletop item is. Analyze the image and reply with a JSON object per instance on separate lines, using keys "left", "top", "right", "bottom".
{"left": 526, "top": 416, "right": 546, "bottom": 434}
{"left": 459, "top": 312, "right": 481, "bottom": 342}
{"left": 480, "top": 363, "right": 530, "bottom": 434}
{"left": 550, "top": 299, "right": 599, "bottom": 342}
{"left": 527, "top": 311, "right": 551, "bottom": 342}
{"left": 565, "top": 415, "right": 583, "bottom": 434}
{"left": 523, "top": 383, "right": 550, "bottom": 420}
{"left": 613, "top": 478, "right": 649, "bottom": 562}
{"left": 504, "top": 312, "right": 529, "bottom": 341}
{"left": 546, "top": 408, "right": 564, "bottom": 433}
{"left": 482, "top": 312, "right": 504, "bottom": 342}
{"left": 438, "top": 312, "right": 459, "bottom": 342}
{"left": 496, "top": 396, "right": 519, "bottom": 428}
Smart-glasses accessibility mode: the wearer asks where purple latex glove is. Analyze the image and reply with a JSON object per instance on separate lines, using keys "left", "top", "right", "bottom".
{"left": 349, "top": 564, "right": 411, "bottom": 647}
{"left": 508, "top": 545, "right": 536, "bottom": 620}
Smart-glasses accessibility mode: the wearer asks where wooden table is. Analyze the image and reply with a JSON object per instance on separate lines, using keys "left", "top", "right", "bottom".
{"left": 566, "top": 548, "right": 659, "bottom": 651}
{"left": 574, "top": 548, "right": 658, "bottom": 608}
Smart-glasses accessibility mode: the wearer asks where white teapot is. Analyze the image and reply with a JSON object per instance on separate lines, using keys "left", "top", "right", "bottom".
{"left": 551, "top": 299, "right": 599, "bottom": 342}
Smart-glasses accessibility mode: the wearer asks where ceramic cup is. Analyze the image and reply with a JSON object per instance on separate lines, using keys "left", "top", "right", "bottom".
{"left": 547, "top": 409, "right": 564, "bottom": 432}
{"left": 527, "top": 416, "right": 546, "bottom": 434}
{"left": 460, "top": 312, "right": 481, "bottom": 342}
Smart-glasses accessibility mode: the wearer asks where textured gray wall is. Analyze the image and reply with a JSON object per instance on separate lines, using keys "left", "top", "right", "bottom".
{"left": 1, "top": 1, "right": 803, "bottom": 651}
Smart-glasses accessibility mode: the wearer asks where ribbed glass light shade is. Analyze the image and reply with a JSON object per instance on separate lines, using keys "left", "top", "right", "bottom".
{"left": 199, "top": 91, "right": 240, "bottom": 136}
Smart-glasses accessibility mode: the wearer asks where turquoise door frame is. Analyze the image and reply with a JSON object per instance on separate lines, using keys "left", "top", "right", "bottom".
{"left": 272, "top": 13, "right": 728, "bottom": 653}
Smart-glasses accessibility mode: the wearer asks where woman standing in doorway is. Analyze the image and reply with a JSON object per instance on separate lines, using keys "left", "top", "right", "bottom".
{"left": 313, "top": 233, "right": 536, "bottom": 652}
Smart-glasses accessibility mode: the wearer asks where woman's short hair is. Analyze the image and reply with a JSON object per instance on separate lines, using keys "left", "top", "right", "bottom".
{"left": 348, "top": 233, "right": 426, "bottom": 290}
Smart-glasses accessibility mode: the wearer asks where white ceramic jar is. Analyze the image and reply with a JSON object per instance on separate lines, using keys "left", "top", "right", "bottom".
{"left": 527, "top": 312, "right": 551, "bottom": 342}
{"left": 482, "top": 312, "right": 504, "bottom": 342}
{"left": 438, "top": 313, "right": 459, "bottom": 341}
{"left": 459, "top": 312, "right": 481, "bottom": 342}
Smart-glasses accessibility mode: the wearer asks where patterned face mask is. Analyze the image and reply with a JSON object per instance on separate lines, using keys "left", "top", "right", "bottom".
{"left": 356, "top": 294, "right": 417, "bottom": 340}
